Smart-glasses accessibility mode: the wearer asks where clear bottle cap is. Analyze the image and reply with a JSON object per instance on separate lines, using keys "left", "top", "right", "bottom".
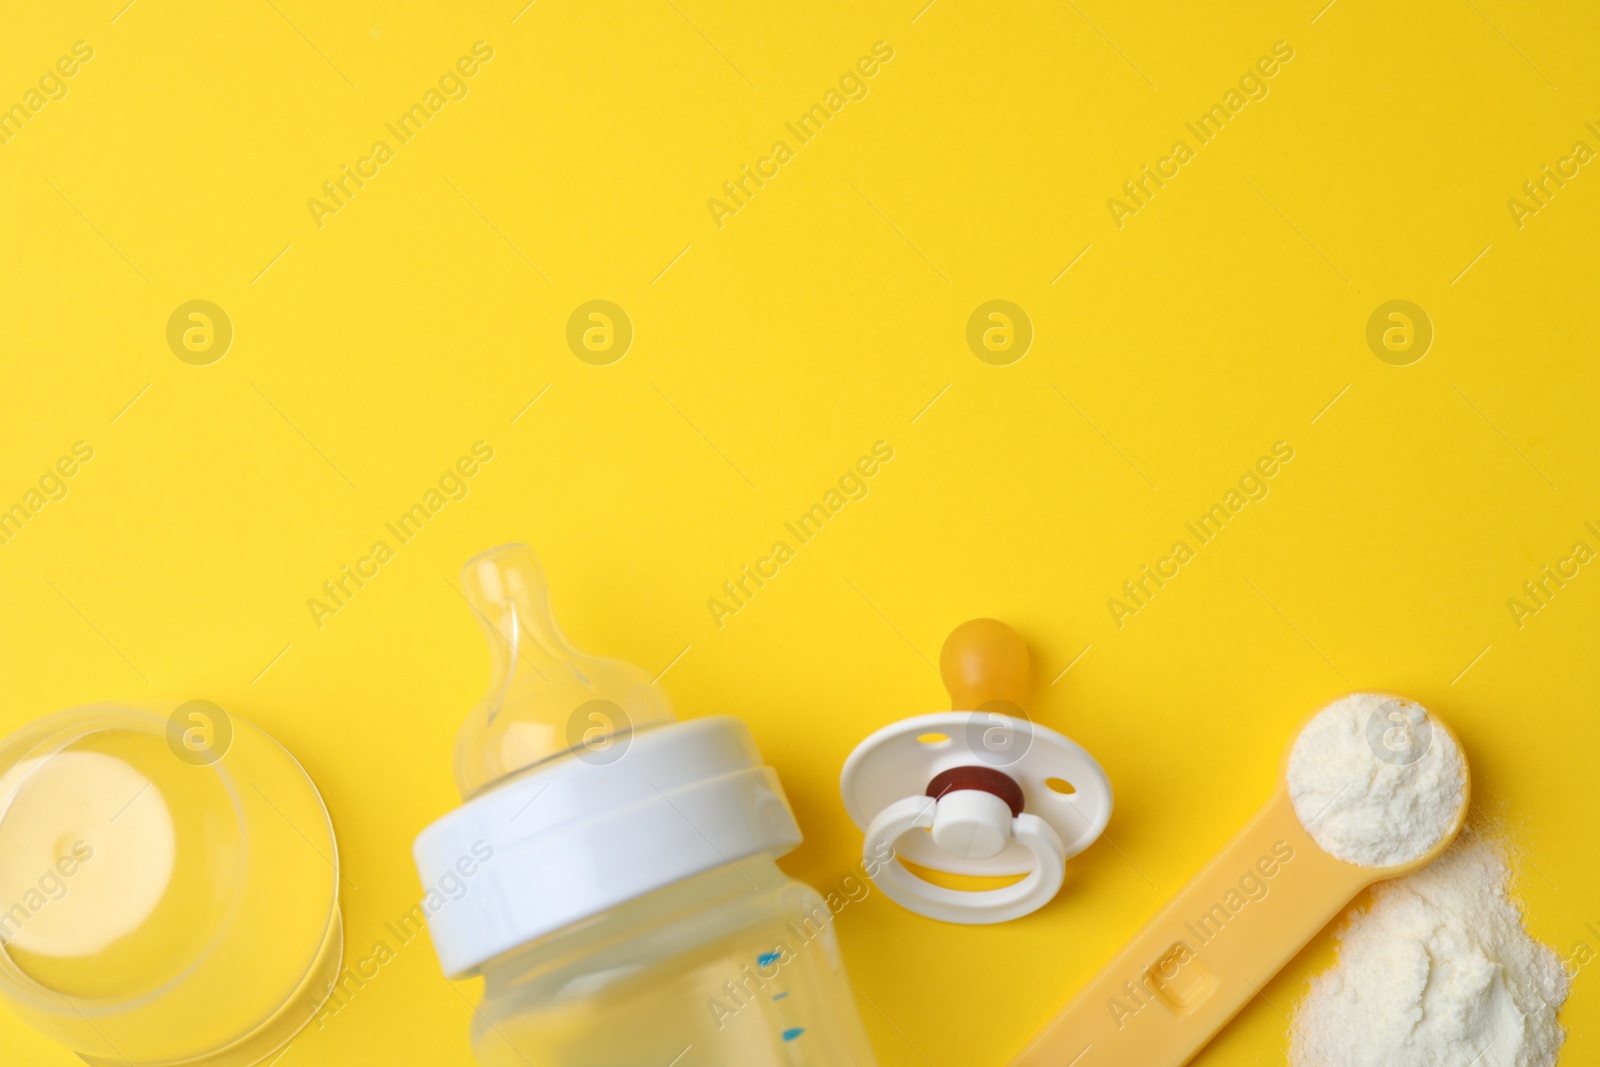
{"left": 0, "top": 701, "right": 341, "bottom": 1066}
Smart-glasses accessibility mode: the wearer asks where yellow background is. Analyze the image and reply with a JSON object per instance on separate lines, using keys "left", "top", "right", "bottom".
{"left": 2, "top": 0, "right": 1597, "bottom": 1064}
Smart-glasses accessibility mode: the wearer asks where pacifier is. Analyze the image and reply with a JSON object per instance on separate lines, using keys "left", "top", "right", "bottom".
{"left": 840, "top": 619, "right": 1113, "bottom": 924}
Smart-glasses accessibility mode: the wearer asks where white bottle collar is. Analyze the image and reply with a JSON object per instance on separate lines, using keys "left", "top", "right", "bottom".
{"left": 414, "top": 717, "right": 802, "bottom": 977}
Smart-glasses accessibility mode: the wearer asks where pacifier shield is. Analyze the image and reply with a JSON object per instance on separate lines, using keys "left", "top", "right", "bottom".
{"left": 841, "top": 711, "right": 1113, "bottom": 877}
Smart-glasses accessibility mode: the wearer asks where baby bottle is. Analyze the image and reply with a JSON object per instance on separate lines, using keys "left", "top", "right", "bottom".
{"left": 413, "top": 544, "right": 878, "bottom": 1066}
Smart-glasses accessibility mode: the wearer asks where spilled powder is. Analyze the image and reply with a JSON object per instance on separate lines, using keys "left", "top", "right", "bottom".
{"left": 1289, "top": 834, "right": 1569, "bottom": 1067}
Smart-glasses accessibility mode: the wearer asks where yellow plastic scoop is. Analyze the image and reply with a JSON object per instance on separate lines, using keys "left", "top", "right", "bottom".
{"left": 1009, "top": 692, "right": 1469, "bottom": 1067}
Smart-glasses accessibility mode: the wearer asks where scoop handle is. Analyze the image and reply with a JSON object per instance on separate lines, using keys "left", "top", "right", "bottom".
{"left": 1008, "top": 789, "right": 1372, "bottom": 1067}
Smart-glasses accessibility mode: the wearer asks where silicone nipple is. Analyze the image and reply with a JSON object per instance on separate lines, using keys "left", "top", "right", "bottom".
{"left": 453, "top": 544, "right": 675, "bottom": 797}
{"left": 940, "top": 618, "right": 1031, "bottom": 711}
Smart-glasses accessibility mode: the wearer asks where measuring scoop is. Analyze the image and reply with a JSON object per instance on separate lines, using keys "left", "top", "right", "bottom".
{"left": 1009, "top": 692, "right": 1470, "bottom": 1067}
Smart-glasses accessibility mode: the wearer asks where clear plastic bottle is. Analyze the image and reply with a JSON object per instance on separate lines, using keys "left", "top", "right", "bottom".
{"left": 414, "top": 545, "right": 877, "bottom": 1066}
{"left": 473, "top": 856, "right": 876, "bottom": 1066}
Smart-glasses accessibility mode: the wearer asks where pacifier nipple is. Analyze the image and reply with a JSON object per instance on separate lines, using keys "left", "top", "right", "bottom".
{"left": 453, "top": 544, "right": 675, "bottom": 797}
{"left": 940, "top": 618, "right": 1030, "bottom": 712}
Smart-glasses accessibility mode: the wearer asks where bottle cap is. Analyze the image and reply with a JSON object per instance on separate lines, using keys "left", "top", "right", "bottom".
{"left": 0, "top": 702, "right": 342, "bottom": 1066}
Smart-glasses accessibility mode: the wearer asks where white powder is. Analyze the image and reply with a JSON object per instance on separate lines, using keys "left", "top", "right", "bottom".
{"left": 1287, "top": 692, "right": 1465, "bottom": 867}
{"left": 1289, "top": 834, "right": 1569, "bottom": 1067}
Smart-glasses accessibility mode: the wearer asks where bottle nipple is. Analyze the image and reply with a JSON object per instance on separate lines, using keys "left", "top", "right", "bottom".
{"left": 939, "top": 618, "right": 1031, "bottom": 712}
{"left": 453, "top": 544, "right": 675, "bottom": 797}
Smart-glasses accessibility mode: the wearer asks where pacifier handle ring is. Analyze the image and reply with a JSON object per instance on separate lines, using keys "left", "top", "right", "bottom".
{"left": 864, "top": 794, "right": 1066, "bottom": 925}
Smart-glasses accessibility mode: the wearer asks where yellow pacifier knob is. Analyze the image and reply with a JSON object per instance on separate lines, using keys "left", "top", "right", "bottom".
{"left": 940, "top": 618, "right": 1031, "bottom": 711}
